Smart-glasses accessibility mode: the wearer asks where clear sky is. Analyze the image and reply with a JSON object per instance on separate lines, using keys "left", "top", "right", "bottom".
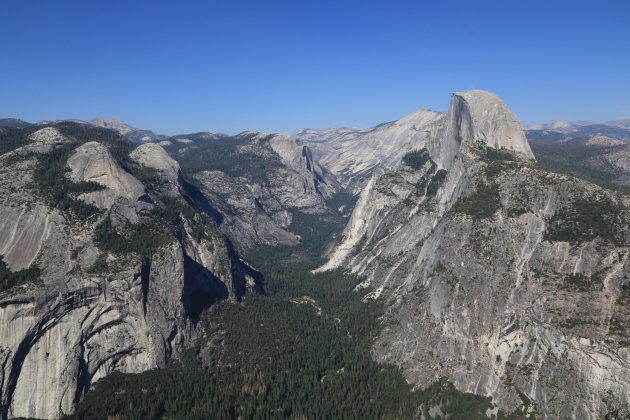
{"left": 1, "top": 0, "right": 629, "bottom": 135}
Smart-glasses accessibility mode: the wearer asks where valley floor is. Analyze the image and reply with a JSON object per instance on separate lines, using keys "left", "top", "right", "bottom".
{"left": 67, "top": 246, "right": 512, "bottom": 419}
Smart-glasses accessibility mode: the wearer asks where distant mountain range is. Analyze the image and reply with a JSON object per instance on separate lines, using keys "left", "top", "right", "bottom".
{"left": 605, "top": 116, "right": 630, "bottom": 130}
{"left": 0, "top": 117, "right": 165, "bottom": 143}
{"left": 0, "top": 118, "right": 31, "bottom": 128}
{"left": 89, "top": 118, "right": 165, "bottom": 143}
{"left": 525, "top": 117, "right": 630, "bottom": 132}
{"left": 2, "top": 92, "right": 630, "bottom": 418}
{"left": 4, "top": 115, "right": 630, "bottom": 146}
{"left": 524, "top": 118, "right": 630, "bottom": 141}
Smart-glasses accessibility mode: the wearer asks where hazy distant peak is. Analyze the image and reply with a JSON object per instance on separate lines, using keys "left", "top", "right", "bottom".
{"left": 0, "top": 118, "right": 32, "bottom": 127}
{"left": 90, "top": 118, "right": 136, "bottom": 135}
{"left": 89, "top": 118, "right": 164, "bottom": 143}
{"left": 605, "top": 116, "right": 630, "bottom": 130}
{"left": 525, "top": 120, "right": 593, "bottom": 132}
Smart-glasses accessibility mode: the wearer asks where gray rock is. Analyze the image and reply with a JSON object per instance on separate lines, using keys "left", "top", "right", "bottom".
{"left": 191, "top": 132, "right": 340, "bottom": 249}
{"left": 298, "top": 109, "right": 442, "bottom": 194}
{"left": 130, "top": 142, "right": 180, "bottom": 182}
{"left": 607, "top": 408, "right": 630, "bottom": 420}
{"left": 0, "top": 136, "right": 259, "bottom": 419}
{"left": 318, "top": 90, "right": 630, "bottom": 418}
{"left": 67, "top": 141, "right": 146, "bottom": 210}
{"left": 90, "top": 118, "right": 164, "bottom": 144}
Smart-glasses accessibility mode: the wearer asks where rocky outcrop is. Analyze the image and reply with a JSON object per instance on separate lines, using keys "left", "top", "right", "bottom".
{"left": 0, "top": 204, "right": 54, "bottom": 271}
{"left": 130, "top": 142, "right": 180, "bottom": 183}
{"left": 5, "top": 93, "right": 630, "bottom": 418}
{"left": 606, "top": 408, "right": 630, "bottom": 420}
{"left": 584, "top": 135, "right": 626, "bottom": 147}
{"left": 130, "top": 142, "right": 182, "bottom": 197}
{"left": 28, "top": 127, "right": 68, "bottom": 148}
{"left": 67, "top": 142, "right": 146, "bottom": 209}
{"left": 318, "top": 90, "right": 630, "bottom": 417}
{"left": 0, "top": 127, "right": 260, "bottom": 419}
{"left": 0, "top": 233, "right": 254, "bottom": 419}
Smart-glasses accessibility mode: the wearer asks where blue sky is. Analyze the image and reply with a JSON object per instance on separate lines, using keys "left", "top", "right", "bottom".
{"left": 1, "top": 0, "right": 629, "bottom": 134}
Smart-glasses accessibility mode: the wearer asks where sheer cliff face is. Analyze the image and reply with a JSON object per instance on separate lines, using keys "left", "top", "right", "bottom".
{"left": 427, "top": 90, "right": 534, "bottom": 170}
{"left": 319, "top": 91, "right": 630, "bottom": 417}
{"left": 0, "top": 128, "right": 259, "bottom": 419}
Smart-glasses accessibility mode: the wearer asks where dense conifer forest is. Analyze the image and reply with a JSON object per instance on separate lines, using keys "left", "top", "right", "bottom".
{"left": 67, "top": 214, "right": 526, "bottom": 419}
{"left": 68, "top": 258, "right": 505, "bottom": 419}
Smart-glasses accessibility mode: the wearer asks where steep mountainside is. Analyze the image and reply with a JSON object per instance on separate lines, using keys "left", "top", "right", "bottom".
{"left": 158, "top": 131, "right": 344, "bottom": 250}
{"left": 2, "top": 94, "right": 630, "bottom": 419}
{"left": 0, "top": 123, "right": 260, "bottom": 419}
{"left": 297, "top": 109, "right": 443, "bottom": 194}
{"left": 318, "top": 91, "right": 630, "bottom": 418}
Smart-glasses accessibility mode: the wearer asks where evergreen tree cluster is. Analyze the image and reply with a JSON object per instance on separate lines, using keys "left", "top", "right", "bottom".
{"left": 93, "top": 196, "right": 217, "bottom": 260}
{"left": 544, "top": 196, "right": 629, "bottom": 245}
{"left": 402, "top": 148, "right": 432, "bottom": 169}
{"left": 165, "top": 133, "right": 283, "bottom": 182}
{"left": 33, "top": 143, "right": 104, "bottom": 220}
{"left": 0, "top": 125, "right": 41, "bottom": 155}
{"left": 0, "top": 256, "right": 41, "bottom": 292}
{"left": 451, "top": 181, "right": 502, "bottom": 219}
{"left": 68, "top": 263, "right": 501, "bottom": 419}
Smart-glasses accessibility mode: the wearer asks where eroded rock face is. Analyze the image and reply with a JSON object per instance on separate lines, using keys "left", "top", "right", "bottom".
{"left": 318, "top": 90, "right": 534, "bottom": 272}
{"left": 130, "top": 142, "right": 182, "bottom": 196}
{"left": 318, "top": 91, "right": 630, "bottom": 417}
{"left": 299, "top": 91, "right": 533, "bottom": 194}
{"left": 0, "top": 234, "right": 249, "bottom": 419}
{"left": 0, "top": 129, "right": 259, "bottom": 419}
{"left": 268, "top": 134, "right": 339, "bottom": 206}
